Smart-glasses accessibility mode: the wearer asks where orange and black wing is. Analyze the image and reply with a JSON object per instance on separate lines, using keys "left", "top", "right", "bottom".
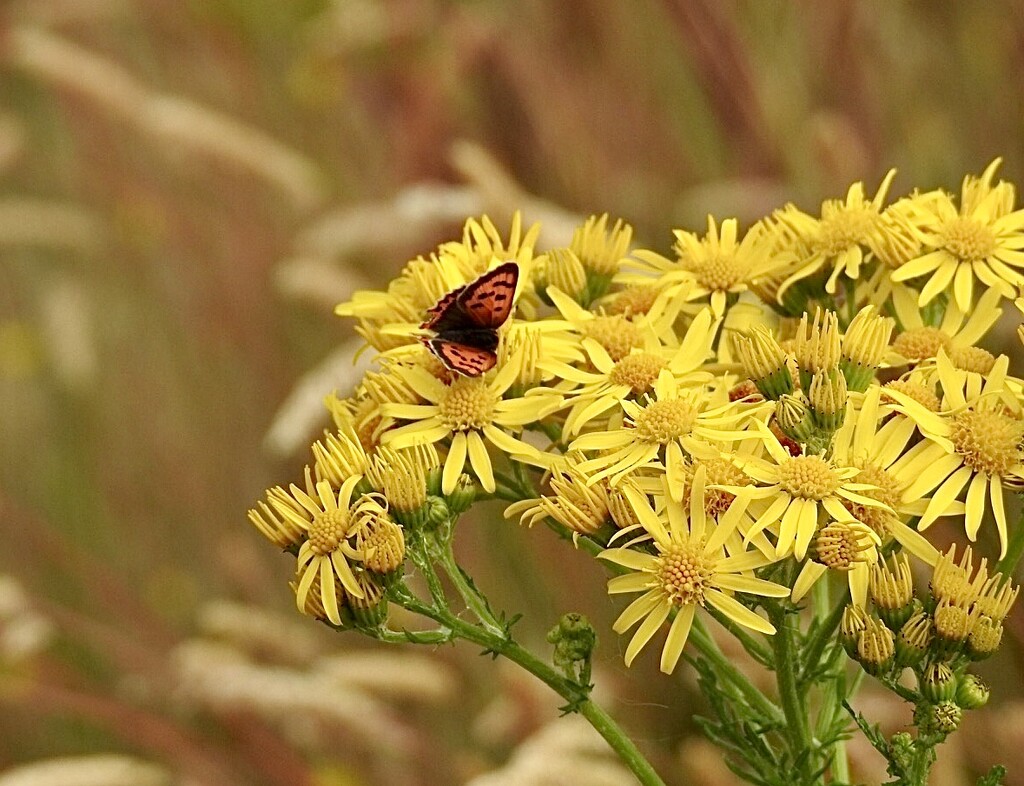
{"left": 421, "top": 287, "right": 466, "bottom": 331}
{"left": 427, "top": 339, "right": 497, "bottom": 377}
{"left": 458, "top": 262, "right": 519, "bottom": 329}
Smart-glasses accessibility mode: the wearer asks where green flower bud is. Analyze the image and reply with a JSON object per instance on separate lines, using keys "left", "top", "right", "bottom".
{"left": 856, "top": 616, "right": 895, "bottom": 675}
{"left": 968, "top": 615, "right": 1003, "bottom": 660}
{"left": 895, "top": 608, "right": 932, "bottom": 667}
{"left": 547, "top": 612, "right": 597, "bottom": 680}
{"left": 733, "top": 327, "right": 794, "bottom": 400}
{"left": 349, "top": 571, "right": 389, "bottom": 628}
{"left": 775, "top": 394, "right": 816, "bottom": 442}
{"left": 808, "top": 369, "right": 847, "bottom": 432}
{"left": 930, "top": 700, "right": 962, "bottom": 735}
{"left": 956, "top": 673, "right": 990, "bottom": 709}
{"left": 841, "top": 605, "right": 869, "bottom": 658}
{"left": 841, "top": 306, "right": 894, "bottom": 392}
{"left": 920, "top": 661, "right": 957, "bottom": 703}
{"left": 425, "top": 496, "right": 451, "bottom": 529}
{"left": 445, "top": 474, "right": 477, "bottom": 515}
{"left": 870, "top": 556, "right": 916, "bottom": 631}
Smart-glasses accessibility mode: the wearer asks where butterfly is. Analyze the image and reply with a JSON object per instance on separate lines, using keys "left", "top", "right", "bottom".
{"left": 420, "top": 262, "right": 519, "bottom": 377}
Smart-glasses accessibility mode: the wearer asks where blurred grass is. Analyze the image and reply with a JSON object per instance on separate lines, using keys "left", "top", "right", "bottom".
{"left": 2, "top": 1, "right": 1024, "bottom": 784}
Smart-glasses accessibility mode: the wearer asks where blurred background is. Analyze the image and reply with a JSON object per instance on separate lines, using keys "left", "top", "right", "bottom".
{"left": 1, "top": 2, "right": 1024, "bottom": 784}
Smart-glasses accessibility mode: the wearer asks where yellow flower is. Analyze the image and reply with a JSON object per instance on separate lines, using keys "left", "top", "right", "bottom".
{"left": 255, "top": 475, "right": 390, "bottom": 625}
{"left": 830, "top": 386, "right": 947, "bottom": 565}
{"left": 778, "top": 170, "right": 897, "bottom": 298}
{"left": 379, "top": 359, "right": 562, "bottom": 494}
{"left": 569, "top": 369, "right": 765, "bottom": 498}
{"left": 570, "top": 213, "right": 634, "bottom": 277}
{"left": 892, "top": 355, "right": 1024, "bottom": 557}
{"left": 623, "top": 216, "right": 785, "bottom": 317}
{"left": 598, "top": 470, "right": 787, "bottom": 673}
{"left": 721, "top": 422, "right": 892, "bottom": 560}
{"left": 891, "top": 159, "right": 1024, "bottom": 311}
{"left": 888, "top": 284, "right": 1004, "bottom": 366}
{"left": 545, "top": 284, "right": 668, "bottom": 361}
{"left": 545, "top": 308, "right": 719, "bottom": 437}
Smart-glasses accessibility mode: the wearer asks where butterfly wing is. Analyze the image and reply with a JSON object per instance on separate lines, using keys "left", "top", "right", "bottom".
{"left": 421, "top": 287, "right": 467, "bottom": 332}
{"left": 457, "top": 262, "right": 519, "bottom": 329}
{"left": 428, "top": 338, "right": 497, "bottom": 377}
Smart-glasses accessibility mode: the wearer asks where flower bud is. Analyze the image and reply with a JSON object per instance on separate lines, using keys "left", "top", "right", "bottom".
{"left": 956, "top": 673, "right": 990, "bottom": 709}
{"left": 841, "top": 604, "right": 868, "bottom": 658}
{"left": 348, "top": 570, "right": 389, "bottom": 628}
{"left": 975, "top": 575, "right": 1019, "bottom": 621}
{"left": 445, "top": 474, "right": 477, "bottom": 515}
{"left": 856, "top": 616, "right": 895, "bottom": 675}
{"left": 895, "top": 608, "right": 932, "bottom": 667}
{"left": 967, "top": 615, "right": 1003, "bottom": 660}
{"left": 808, "top": 369, "right": 847, "bottom": 432}
{"left": 811, "top": 521, "right": 876, "bottom": 571}
{"left": 547, "top": 612, "right": 598, "bottom": 678}
{"left": 358, "top": 515, "right": 406, "bottom": 575}
{"left": 871, "top": 555, "right": 916, "bottom": 630}
{"left": 733, "top": 327, "right": 794, "bottom": 400}
{"left": 920, "top": 661, "right": 956, "bottom": 702}
{"left": 775, "top": 394, "right": 815, "bottom": 442}
{"left": 932, "top": 599, "right": 977, "bottom": 657}
{"left": 841, "top": 306, "right": 894, "bottom": 392}
{"left": 425, "top": 496, "right": 451, "bottom": 529}
{"left": 793, "top": 309, "right": 841, "bottom": 389}
{"left": 929, "top": 700, "right": 962, "bottom": 735}
{"left": 542, "top": 249, "right": 589, "bottom": 304}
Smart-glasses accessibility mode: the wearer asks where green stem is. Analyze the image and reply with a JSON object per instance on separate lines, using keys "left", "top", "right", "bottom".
{"left": 801, "top": 591, "right": 850, "bottom": 681}
{"left": 771, "top": 607, "right": 815, "bottom": 780}
{"left": 432, "top": 531, "right": 504, "bottom": 635}
{"left": 690, "top": 618, "right": 784, "bottom": 724}
{"left": 995, "top": 498, "right": 1024, "bottom": 577}
{"left": 387, "top": 582, "right": 667, "bottom": 786}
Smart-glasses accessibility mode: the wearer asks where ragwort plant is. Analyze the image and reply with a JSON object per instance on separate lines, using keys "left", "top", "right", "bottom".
{"left": 248, "top": 164, "right": 1024, "bottom": 785}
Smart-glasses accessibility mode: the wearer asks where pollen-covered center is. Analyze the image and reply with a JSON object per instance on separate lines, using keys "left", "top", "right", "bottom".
{"left": 816, "top": 206, "right": 877, "bottom": 255}
{"left": 583, "top": 316, "right": 643, "bottom": 361}
{"left": 657, "top": 541, "right": 714, "bottom": 607}
{"left": 892, "top": 327, "right": 952, "bottom": 361}
{"left": 307, "top": 508, "right": 351, "bottom": 556}
{"left": 949, "top": 345, "right": 997, "bottom": 375}
{"left": 438, "top": 378, "right": 496, "bottom": 432}
{"left": 845, "top": 462, "right": 900, "bottom": 536}
{"left": 812, "top": 522, "right": 871, "bottom": 570}
{"left": 682, "top": 250, "right": 744, "bottom": 292}
{"left": 882, "top": 380, "right": 942, "bottom": 412}
{"left": 610, "top": 353, "right": 666, "bottom": 395}
{"left": 778, "top": 455, "right": 841, "bottom": 499}
{"left": 940, "top": 216, "right": 997, "bottom": 261}
{"left": 608, "top": 286, "right": 660, "bottom": 317}
{"left": 632, "top": 398, "right": 699, "bottom": 444}
{"left": 951, "top": 409, "right": 1024, "bottom": 475}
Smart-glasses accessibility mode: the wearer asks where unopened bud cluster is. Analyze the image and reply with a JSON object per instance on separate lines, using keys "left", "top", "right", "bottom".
{"left": 845, "top": 549, "right": 1017, "bottom": 738}
{"left": 733, "top": 307, "right": 893, "bottom": 454}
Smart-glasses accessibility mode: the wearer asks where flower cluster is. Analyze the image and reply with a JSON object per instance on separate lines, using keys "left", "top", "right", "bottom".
{"left": 843, "top": 547, "right": 1018, "bottom": 736}
{"left": 248, "top": 161, "right": 1024, "bottom": 684}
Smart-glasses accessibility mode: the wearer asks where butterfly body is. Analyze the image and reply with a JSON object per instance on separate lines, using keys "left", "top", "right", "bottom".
{"left": 421, "top": 262, "right": 519, "bottom": 377}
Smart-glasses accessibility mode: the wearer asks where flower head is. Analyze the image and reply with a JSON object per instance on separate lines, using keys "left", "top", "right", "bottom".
{"left": 598, "top": 471, "right": 786, "bottom": 673}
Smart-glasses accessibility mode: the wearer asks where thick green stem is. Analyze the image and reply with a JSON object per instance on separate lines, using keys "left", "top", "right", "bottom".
{"left": 996, "top": 498, "right": 1024, "bottom": 577}
{"left": 387, "top": 582, "right": 666, "bottom": 786}
{"left": 771, "top": 608, "right": 815, "bottom": 781}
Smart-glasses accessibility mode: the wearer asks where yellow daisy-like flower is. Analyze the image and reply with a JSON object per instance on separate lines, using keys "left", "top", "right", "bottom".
{"left": 570, "top": 213, "right": 634, "bottom": 278}
{"left": 891, "top": 159, "right": 1024, "bottom": 311}
{"left": 829, "top": 386, "right": 950, "bottom": 566}
{"left": 888, "top": 285, "right": 1004, "bottom": 366}
{"left": 599, "top": 470, "right": 787, "bottom": 673}
{"left": 379, "top": 359, "right": 562, "bottom": 494}
{"left": 569, "top": 369, "right": 765, "bottom": 498}
{"left": 544, "top": 308, "right": 719, "bottom": 437}
{"left": 545, "top": 284, "right": 670, "bottom": 361}
{"left": 777, "top": 169, "right": 897, "bottom": 298}
{"left": 889, "top": 355, "right": 1024, "bottom": 557}
{"left": 721, "top": 422, "right": 892, "bottom": 560}
{"left": 253, "top": 475, "right": 390, "bottom": 625}
{"left": 622, "top": 216, "right": 785, "bottom": 317}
